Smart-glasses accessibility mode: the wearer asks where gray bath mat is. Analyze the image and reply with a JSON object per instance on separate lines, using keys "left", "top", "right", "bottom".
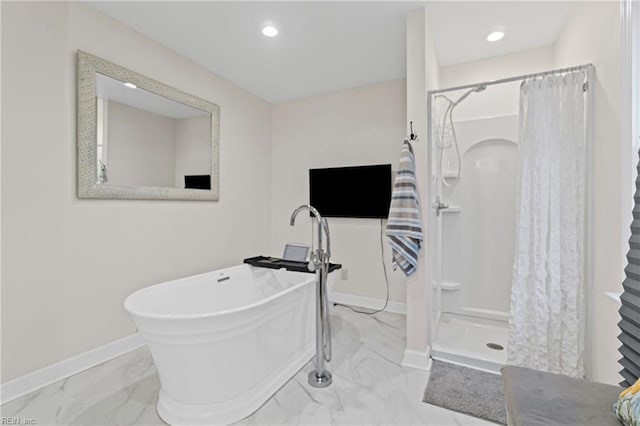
{"left": 423, "top": 360, "right": 506, "bottom": 425}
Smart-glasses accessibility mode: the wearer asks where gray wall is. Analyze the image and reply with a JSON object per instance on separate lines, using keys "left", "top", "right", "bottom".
{"left": 1, "top": 1, "right": 272, "bottom": 381}
{"left": 107, "top": 100, "right": 176, "bottom": 187}
{"left": 174, "top": 115, "right": 211, "bottom": 188}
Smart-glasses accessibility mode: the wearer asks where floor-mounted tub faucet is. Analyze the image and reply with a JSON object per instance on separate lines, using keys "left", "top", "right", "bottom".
{"left": 290, "top": 204, "right": 333, "bottom": 388}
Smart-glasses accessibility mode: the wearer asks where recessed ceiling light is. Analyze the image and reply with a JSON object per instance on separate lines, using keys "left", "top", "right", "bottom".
{"left": 262, "top": 26, "right": 278, "bottom": 37}
{"left": 123, "top": 82, "right": 137, "bottom": 89}
{"left": 487, "top": 31, "right": 505, "bottom": 42}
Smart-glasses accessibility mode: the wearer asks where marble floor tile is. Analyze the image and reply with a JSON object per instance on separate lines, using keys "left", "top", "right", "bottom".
{"left": 0, "top": 383, "right": 81, "bottom": 425}
{"left": 66, "top": 347, "right": 157, "bottom": 407}
{"left": 2, "top": 306, "right": 494, "bottom": 425}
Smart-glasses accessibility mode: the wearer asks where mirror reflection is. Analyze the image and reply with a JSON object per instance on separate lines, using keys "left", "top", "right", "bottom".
{"left": 95, "top": 73, "right": 212, "bottom": 190}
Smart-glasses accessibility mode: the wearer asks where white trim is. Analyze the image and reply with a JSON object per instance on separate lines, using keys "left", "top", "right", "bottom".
{"left": 583, "top": 61, "right": 597, "bottom": 381}
{"left": 460, "top": 307, "right": 510, "bottom": 323}
{"left": 605, "top": 291, "right": 622, "bottom": 305}
{"left": 401, "top": 348, "right": 432, "bottom": 371}
{"left": 621, "top": 0, "right": 639, "bottom": 278}
{"left": 430, "top": 354, "right": 501, "bottom": 375}
{"left": 0, "top": 2, "right": 3, "bottom": 402}
{"left": 0, "top": 333, "right": 144, "bottom": 404}
{"left": 611, "top": 0, "right": 638, "bottom": 383}
{"left": 329, "top": 291, "right": 407, "bottom": 314}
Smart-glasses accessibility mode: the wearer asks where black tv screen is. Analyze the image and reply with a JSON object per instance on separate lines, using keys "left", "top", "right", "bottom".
{"left": 184, "top": 175, "right": 211, "bottom": 190}
{"left": 309, "top": 164, "right": 392, "bottom": 219}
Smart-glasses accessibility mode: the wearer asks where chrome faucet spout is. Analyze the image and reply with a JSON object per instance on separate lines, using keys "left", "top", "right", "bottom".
{"left": 290, "top": 205, "right": 330, "bottom": 257}
{"left": 289, "top": 204, "right": 323, "bottom": 226}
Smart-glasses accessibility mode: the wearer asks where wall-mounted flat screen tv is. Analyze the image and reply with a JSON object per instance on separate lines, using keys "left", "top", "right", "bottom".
{"left": 309, "top": 164, "right": 392, "bottom": 219}
{"left": 184, "top": 175, "right": 211, "bottom": 190}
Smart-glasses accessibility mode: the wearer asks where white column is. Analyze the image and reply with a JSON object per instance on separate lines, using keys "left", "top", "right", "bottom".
{"left": 402, "top": 7, "right": 439, "bottom": 370}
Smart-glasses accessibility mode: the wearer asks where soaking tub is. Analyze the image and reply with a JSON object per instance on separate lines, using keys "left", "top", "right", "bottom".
{"left": 124, "top": 264, "right": 325, "bottom": 425}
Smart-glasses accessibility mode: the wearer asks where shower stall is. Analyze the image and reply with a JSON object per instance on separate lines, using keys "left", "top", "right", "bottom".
{"left": 426, "top": 64, "right": 594, "bottom": 374}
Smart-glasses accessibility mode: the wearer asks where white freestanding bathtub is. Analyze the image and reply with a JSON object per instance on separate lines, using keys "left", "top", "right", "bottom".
{"left": 124, "top": 264, "right": 323, "bottom": 425}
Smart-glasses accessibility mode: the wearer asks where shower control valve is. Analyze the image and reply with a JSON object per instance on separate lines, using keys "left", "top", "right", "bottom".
{"left": 308, "top": 251, "right": 324, "bottom": 272}
{"left": 433, "top": 196, "right": 449, "bottom": 217}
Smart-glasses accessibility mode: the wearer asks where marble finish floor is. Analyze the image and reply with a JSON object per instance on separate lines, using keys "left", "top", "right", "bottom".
{"left": 1, "top": 306, "right": 493, "bottom": 425}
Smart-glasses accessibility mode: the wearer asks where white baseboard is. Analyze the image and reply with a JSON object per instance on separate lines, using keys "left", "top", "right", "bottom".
{"left": 1, "top": 333, "right": 144, "bottom": 404}
{"left": 329, "top": 291, "right": 407, "bottom": 314}
{"left": 402, "top": 348, "right": 432, "bottom": 371}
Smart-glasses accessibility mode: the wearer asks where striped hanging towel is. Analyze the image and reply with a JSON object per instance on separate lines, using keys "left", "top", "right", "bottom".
{"left": 385, "top": 139, "right": 424, "bottom": 276}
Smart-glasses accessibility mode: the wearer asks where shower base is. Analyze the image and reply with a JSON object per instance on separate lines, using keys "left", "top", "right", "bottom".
{"left": 431, "top": 313, "right": 508, "bottom": 374}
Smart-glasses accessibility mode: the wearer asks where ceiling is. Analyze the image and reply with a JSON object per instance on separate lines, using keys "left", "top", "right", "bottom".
{"left": 88, "top": 1, "right": 576, "bottom": 104}
{"left": 427, "top": 2, "right": 575, "bottom": 67}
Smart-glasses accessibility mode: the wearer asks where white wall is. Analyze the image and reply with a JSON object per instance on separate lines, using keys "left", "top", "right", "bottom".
{"left": 553, "top": 1, "right": 623, "bottom": 384}
{"left": 439, "top": 46, "right": 555, "bottom": 121}
{"left": 1, "top": 2, "right": 272, "bottom": 382}
{"left": 174, "top": 115, "right": 211, "bottom": 188}
{"left": 107, "top": 101, "right": 176, "bottom": 187}
{"left": 270, "top": 79, "right": 406, "bottom": 304}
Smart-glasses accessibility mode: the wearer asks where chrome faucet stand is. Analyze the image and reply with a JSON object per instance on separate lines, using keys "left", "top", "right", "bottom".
{"left": 290, "top": 205, "right": 333, "bottom": 388}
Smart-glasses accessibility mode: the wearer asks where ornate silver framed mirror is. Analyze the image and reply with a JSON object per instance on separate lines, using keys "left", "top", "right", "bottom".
{"left": 76, "top": 50, "right": 220, "bottom": 200}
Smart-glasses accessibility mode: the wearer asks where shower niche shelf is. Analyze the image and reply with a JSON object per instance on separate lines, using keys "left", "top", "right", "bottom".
{"left": 441, "top": 205, "right": 462, "bottom": 213}
{"left": 431, "top": 173, "right": 460, "bottom": 180}
{"left": 440, "top": 281, "right": 461, "bottom": 291}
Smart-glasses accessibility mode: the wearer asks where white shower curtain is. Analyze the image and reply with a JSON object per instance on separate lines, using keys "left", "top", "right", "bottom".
{"left": 507, "top": 72, "right": 587, "bottom": 377}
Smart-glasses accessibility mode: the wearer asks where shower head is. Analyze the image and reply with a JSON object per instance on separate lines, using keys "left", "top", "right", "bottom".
{"left": 452, "top": 85, "right": 486, "bottom": 107}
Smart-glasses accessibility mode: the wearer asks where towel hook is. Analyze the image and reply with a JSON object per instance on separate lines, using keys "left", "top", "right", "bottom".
{"left": 409, "top": 121, "right": 418, "bottom": 141}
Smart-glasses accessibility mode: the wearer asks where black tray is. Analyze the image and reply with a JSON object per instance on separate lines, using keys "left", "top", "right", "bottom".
{"left": 243, "top": 256, "right": 342, "bottom": 274}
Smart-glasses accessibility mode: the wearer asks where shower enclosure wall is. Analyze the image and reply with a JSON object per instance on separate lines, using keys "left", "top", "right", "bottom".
{"left": 430, "top": 97, "right": 517, "bottom": 372}
{"left": 440, "top": 116, "right": 517, "bottom": 323}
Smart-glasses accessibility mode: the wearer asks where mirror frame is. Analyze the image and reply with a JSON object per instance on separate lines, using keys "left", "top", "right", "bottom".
{"left": 77, "top": 50, "right": 220, "bottom": 201}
